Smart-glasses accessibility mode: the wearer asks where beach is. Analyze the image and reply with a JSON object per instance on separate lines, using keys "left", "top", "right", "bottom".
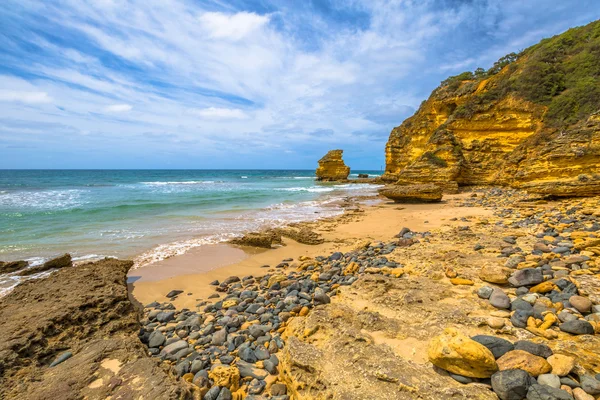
{"left": 130, "top": 192, "right": 493, "bottom": 308}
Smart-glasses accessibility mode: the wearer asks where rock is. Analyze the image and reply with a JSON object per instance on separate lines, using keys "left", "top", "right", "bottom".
{"left": 148, "top": 330, "right": 166, "bottom": 348}
{"left": 580, "top": 375, "right": 600, "bottom": 395}
{"left": 49, "top": 351, "right": 73, "bottom": 367}
{"left": 19, "top": 254, "right": 72, "bottom": 276}
{"left": 480, "top": 265, "right": 510, "bottom": 284}
{"left": 559, "top": 320, "right": 594, "bottom": 335}
{"left": 478, "top": 286, "right": 494, "bottom": 299}
{"left": 497, "top": 350, "right": 552, "bottom": 377}
{"left": 450, "top": 278, "right": 474, "bottom": 286}
{"left": 569, "top": 296, "right": 592, "bottom": 313}
{"left": 492, "top": 369, "right": 536, "bottom": 400}
{"left": 313, "top": 288, "right": 330, "bottom": 305}
{"left": 537, "top": 374, "right": 561, "bottom": 389}
{"left": 0, "top": 260, "right": 29, "bottom": 274}
{"left": 573, "top": 387, "right": 594, "bottom": 400}
{"left": 208, "top": 365, "right": 240, "bottom": 391}
{"left": 0, "top": 258, "right": 190, "bottom": 399}
{"left": 526, "top": 384, "right": 574, "bottom": 400}
{"left": 547, "top": 354, "right": 575, "bottom": 376}
{"left": 271, "top": 383, "right": 287, "bottom": 396}
{"left": 379, "top": 183, "right": 443, "bottom": 203}
{"left": 514, "top": 341, "right": 553, "bottom": 358}
{"left": 212, "top": 328, "right": 228, "bottom": 346}
{"left": 508, "top": 269, "right": 543, "bottom": 287}
{"left": 205, "top": 386, "right": 221, "bottom": 400}
{"left": 237, "top": 360, "right": 269, "bottom": 380}
{"left": 471, "top": 335, "right": 514, "bottom": 359}
{"left": 166, "top": 289, "right": 183, "bottom": 298}
{"left": 315, "top": 150, "right": 350, "bottom": 181}
{"left": 427, "top": 328, "right": 498, "bottom": 378}
{"left": 230, "top": 232, "right": 275, "bottom": 249}
{"left": 490, "top": 288, "right": 511, "bottom": 309}
{"left": 160, "top": 340, "right": 188, "bottom": 356}
{"left": 216, "top": 387, "right": 232, "bottom": 400}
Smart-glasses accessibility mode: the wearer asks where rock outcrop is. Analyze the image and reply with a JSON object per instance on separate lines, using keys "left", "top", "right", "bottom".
{"left": 0, "top": 258, "right": 191, "bottom": 400}
{"left": 379, "top": 183, "right": 443, "bottom": 203}
{"left": 315, "top": 150, "right": 350, "bottom": 181}
{"left": 383, "top": 20, "right": 600, "bottom": 197}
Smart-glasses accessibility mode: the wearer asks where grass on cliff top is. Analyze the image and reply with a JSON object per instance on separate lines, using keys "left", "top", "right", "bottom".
{"left": 441, "top": 19, "right": 600, "bottom": 128}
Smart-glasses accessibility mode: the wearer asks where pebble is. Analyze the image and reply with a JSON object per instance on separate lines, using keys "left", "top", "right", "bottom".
{"left": 490, "top": 289, "right": 511, "bottom": 309}
{"left": 537, "top": 374, "right": 561, "bottom": 389}
{"left": 491, "top": 369, "right": 535, "bottom": 400}
{"left": 527, "top": 384, "right": 574, "bottom": 400}
{"left": 478, "top": 286, "right": 493, "bottom": 299}
{"left": 559, "top": 320, "right": 595, "bottom": 335}
{"left": 580, "top": 375, "right": 600, "bottom": 395}
{"left": 471, "top": 335, "right": 514, "bottom": 359}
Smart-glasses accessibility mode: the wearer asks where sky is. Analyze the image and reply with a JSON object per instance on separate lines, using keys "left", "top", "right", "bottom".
{"left": 0, "top": 1, "right": 599, "bottom": 169}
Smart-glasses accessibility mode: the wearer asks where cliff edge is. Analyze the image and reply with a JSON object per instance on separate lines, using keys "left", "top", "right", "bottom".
{"left": 383, "top": 20, "right": 600, "bottom": 196}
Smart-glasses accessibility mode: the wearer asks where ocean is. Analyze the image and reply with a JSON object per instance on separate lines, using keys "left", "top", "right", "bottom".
{"left": 0, "top": 169, "right": 382, "bottom": 293}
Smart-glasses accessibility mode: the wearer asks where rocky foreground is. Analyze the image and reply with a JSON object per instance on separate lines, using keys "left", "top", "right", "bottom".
{"left": 1, "top": 188, "right": 600, "bottom": 399}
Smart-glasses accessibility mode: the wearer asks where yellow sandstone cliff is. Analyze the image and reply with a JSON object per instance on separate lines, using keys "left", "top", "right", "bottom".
{"left": 315, "top": 150, "right": 350, "bottom": 181}
{"left": 383, "top": 20, "right": 600, "bottom": 197}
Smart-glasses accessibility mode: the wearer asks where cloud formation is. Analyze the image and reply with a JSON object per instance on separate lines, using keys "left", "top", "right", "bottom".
{"left": 0, "top": 0, "right": 598, "bottom": 168}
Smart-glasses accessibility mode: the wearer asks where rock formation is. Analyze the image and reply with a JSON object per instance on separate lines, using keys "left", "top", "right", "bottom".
{"left": 315, "top": 150, "right": 350, "bottom": 181}
{"left": 383, "top": 20, "right": 600, "bottom": 197}
{"left": 0, "top": 258, "right": 191, "bottom": 400}
{"left": 379, "top": 183, "right": 443, "bottom": 203}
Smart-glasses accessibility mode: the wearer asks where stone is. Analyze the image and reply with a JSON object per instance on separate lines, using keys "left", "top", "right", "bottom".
{"left": 569, "top": 296, "right": 592, "bottom": 313}
{"left": 230, "top": 232, "right": 275, "bottom": 248}
{"left": 491, "top": 369, "right": 535, "bottom": 400}
{"left": 49, "top": 351, "right": 73, "bottom": 367}
{"left": 514, "top": 341, "right": 553, "bottom": 359}
{"left": 315, "top": 150, "right": 350, "bottom": 181}
{"left": 478, "top": 286, "right": 494, "bottom": 299}
{"left": 216, "top": 387, "right": 232, "bottom": 400}
{"left": 204, "top": 386, "right": 221, "bottom": 400}
{"left": 450, "top": 278, "right": 474, "bottom": 286}
{"left": 530, "top": 281, "right": 555, "bottom": 294}
{"left": 237, "top": 360, "right": 269, "bottom": 380}
{"left": 427, "top": 328, "right": 498, "bottom": 378}
{"left": 490, "top": 289, "right": 511, "bottom": 309}
{"left": 526, "top": 384, "right": 574, "bottom": 400}
{"left": 488, "top": 317, "right": 506, "bottom": 329}
{"left": 547, "top": 354, "right": 575, "bottom": 376}
{"left": 379, "top": 183, "right": 443, "bottom": 203}
{"left": 313, "top": 288, "right": 330, "bottom": 305}
{"left": 148, "top": 330, "right": 166, "bottom": 348}
{"left": 559, "top": 320, "right": 594, "bottom": 335}
{"left": 160, "top": 340, "right": 188, "bottom": 356}
{"left": 271, "top": 383, "right": 287, "bottom": 396}
{"left": 166, "top": 290, "right": 183, "bottom": 298}
{"left": 471, "top": 335, "right": 514, "bottom": 359}
{"left": 580, "top": 375, "right": 600, "bottom": 395}
{"left": 212, "top": 328, "right": 228, "bottom": 346}
{"left": 537, "top": 374, "right": 561, "bottom": 389}
{"left": 0, "top": 260, "right": 28, "bottom": 274}
{"left": 496, "top": 350, "right": 552, "bottom": 377}
{"left": 208, "top": 365, "right": 240, "bottom": 391}
{"left": 508, "top": 269, "right": 543, "bottom": 287}
{"left": 573, "top": 387, "right": 595, "bottom": 400}
{"left": 480, "top": 265, "right": 510, "bottom": 284}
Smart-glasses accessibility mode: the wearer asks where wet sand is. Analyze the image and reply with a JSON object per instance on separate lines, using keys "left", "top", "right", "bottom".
{"left": 130, "top": 193, "right": 493, "bottom": 309}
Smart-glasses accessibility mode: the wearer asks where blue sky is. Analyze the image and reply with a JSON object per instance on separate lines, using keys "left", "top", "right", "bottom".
{"left": 0, "top": 1, "right": 598, "bottom": 169}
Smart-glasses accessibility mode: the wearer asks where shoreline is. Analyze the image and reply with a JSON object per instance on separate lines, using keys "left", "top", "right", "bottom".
{"left": 130, "top": 191, "right": 493, "bottom": 309}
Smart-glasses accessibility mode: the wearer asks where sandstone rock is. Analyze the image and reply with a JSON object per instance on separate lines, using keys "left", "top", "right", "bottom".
{"left": 569, "top": 296, "right": 592, "bottom": 313}
{"left": 427, "top": 328, "right": 498, "bottom": 378}
{"left": 230, "top": 232, "right": 277, "bottom": 248}
{"left": 208, "top": 365, "right": 240, "bottom": 391}
{"left": 496, "top": 350, "right": 552, "bottom": 377}
{"left": 0, "top": 260, "right": 28, "bottom": 274}
{"left": 573, "top": 387, "right": 594, "bottom": 400}
{"left": 0, "top": 258, "right": 190, "bottom": 400}
{"left": 19, "top": 254, "right": 72, "bottom": 276}
{"left": 479, "top": 264, "right": 510, "bottom": 284}
{"left": 547, "top": 354, "right": 575, "bottom": 376}
{"left": 379, "top": 183, "right": 443, "bottom": 203}
{"left": 450, "top": 277, "right": 474, "bottom": 286}
{"left": 315, "top": 150, "right": 350, "bottom": 181}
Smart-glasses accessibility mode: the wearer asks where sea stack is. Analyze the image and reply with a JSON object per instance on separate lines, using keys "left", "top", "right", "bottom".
{"left": 315, "top": 150, "right": 350, "bottom": 181}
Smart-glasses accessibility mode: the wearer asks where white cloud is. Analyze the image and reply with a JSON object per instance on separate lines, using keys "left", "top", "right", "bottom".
{"left": 199, "top": 11, "right": 270, "bottom": 40}
{"left": 192, "top": 107, "right": 248, "bottom": 120}
{"left": 104, "top": 104, "right": 132, "bottom": 112}
{"left": 0, "top": 90, "right": 52, "bottom": 104}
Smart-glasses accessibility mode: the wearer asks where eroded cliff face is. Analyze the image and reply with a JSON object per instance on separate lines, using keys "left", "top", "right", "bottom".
{"left": 383, "top": 21, "right": 600, "bottom": 197}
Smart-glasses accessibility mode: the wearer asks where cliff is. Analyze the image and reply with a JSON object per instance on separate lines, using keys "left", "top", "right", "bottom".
{"left": 0, "top": 259, "right": 192, "bottom": 400}
{"left": 316, "top": 150, "right": 350, "bottom": 181}
{"left": 383, "top": 20, "right": 600, "bottom": 196}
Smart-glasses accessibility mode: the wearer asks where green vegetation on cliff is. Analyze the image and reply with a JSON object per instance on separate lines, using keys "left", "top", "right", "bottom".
{"left": 441, "top": 20, "right": 600, "bottom": 128}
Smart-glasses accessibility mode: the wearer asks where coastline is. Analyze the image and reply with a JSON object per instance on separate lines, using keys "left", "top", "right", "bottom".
{"left": 130, "top": 192, "right": 492, "bottom": 309}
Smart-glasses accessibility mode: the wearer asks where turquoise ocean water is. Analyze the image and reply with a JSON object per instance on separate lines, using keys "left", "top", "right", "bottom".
{"left": 0, "top": 169, "right": 382, "bottom": 293}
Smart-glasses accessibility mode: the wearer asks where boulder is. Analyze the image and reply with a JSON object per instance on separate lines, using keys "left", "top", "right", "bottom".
{"left": 315, "top": 150, "right": 350, "bottom": 181}
{"left": 379, "top": 183, "right": 443, "bottom": 203}
{"left": 0, "top": 260, "right": 29, "bottom": 274}
{"left": 427, "top": 328, "right": 498, "bottom": 378}
{"left": 230, "top": 232, "right": 278, "bottom": 249}
{"left": 491, "top": 369, "right": 536, "bottom": 400}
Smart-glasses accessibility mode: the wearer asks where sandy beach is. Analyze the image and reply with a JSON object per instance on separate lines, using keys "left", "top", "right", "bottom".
{"left": 130, "top": 193, "right": 493, "bottom": 309}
